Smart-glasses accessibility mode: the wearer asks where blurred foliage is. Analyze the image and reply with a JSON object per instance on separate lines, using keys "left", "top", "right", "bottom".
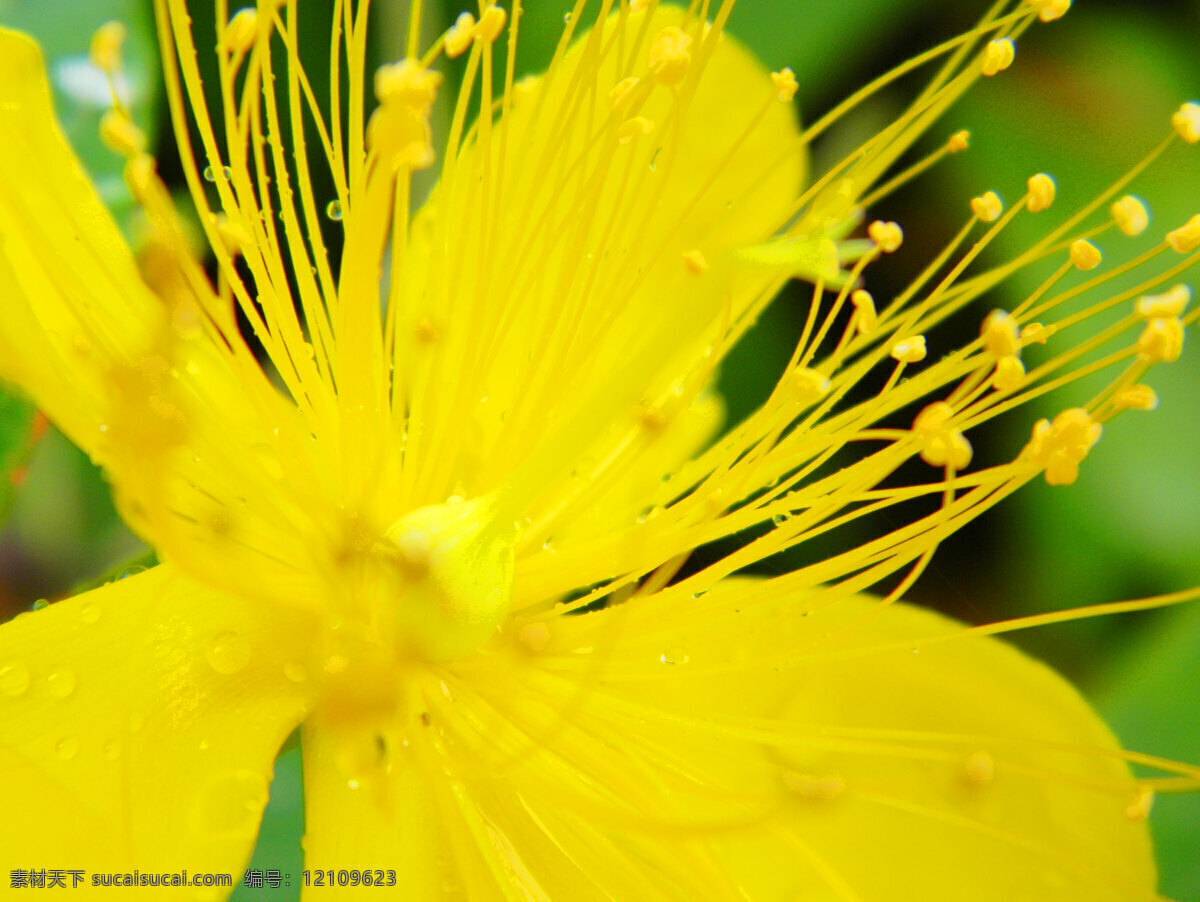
{"left": 0, "top": 0, "right": 1196, "bottom": 898}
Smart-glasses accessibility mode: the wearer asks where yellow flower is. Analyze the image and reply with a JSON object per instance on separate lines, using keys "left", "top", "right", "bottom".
{"left": 0, "top": 1, "right": 1198, "bottom": 898}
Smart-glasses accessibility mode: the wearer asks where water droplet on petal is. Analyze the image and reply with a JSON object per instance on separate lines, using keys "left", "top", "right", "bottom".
{"left": 192, "top": 770, "right": 269, "bottom": 838}
{"left": 80, "top": 603, "right": 101, "bottom": 624}
{"left": 46, "top": 666, "right": 77, "bottom": 699}
{"left": 283, "top": 662, "right": 308, "bottom": 683}
{"left": 660, "top": 646, "right": 690, "bottom": 666}
{"left": 0, "top": 661, "right": 31, "bottom": 697}
{"left": 205, "top": 631, "right": 251, "bottom": 675}
{"left": 31, "top": 598, "right": 49, "bottom": 612}
{"left": 103, "top": 739, "right": 122, "bottom": 760}
{"left": 325, "top": 199, "right": 343, "bottom": 221}
{"left": 55, "top": 736, "right": 80, "bottom": 760}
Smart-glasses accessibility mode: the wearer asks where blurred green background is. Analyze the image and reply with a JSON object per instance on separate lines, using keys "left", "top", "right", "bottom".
{"left": 0, "top": 0, "right": 1197, "bottom": 898}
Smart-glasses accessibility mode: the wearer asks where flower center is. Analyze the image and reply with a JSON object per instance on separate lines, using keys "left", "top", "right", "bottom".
{"left": 380, "top": 496, "right": 517, "bottom": 662}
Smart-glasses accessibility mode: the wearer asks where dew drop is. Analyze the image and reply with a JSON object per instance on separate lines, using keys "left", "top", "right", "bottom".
{"left": 205, "top": 631, "right": 251, "bottom": 675}
{"left": 772, "top": 513, "right": 790, "bottom": 526}
{"left": 0, "top": 661, "right": 31, "bottom": 697}
{"left": 31, "top": 598, "right": 50, "bottom": 612}
{"left": 659, "top": 645, "right": 690, "bottom": 666}
{"left": 103, "top": 739, "right": 122, "bottom": 761}
{"left": 55, "top": 736, "right": 80, "bottom": 760}
{"left": 80, "top": 602, "right": 101, "bottom": 624}
{"left": 203, "top": 164, "right": 233, "bottom": 182}
{"left": 46, "top": 666, "right": 77, "bottom": 699}
{"left": 283, "top": 661, "right": 307, "bottom": 683}
{"left": 325, "top": 199, "right": 343, "bottom": 221}
{"left": 192, "top": 770, "right": 269, "bottom": 838}
{"left": 563, "top": 11, "right": 572, "bottom": 22}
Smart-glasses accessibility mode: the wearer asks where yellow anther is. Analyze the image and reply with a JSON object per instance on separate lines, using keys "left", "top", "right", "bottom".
{"left": 1069, "top": 238, "right": 1102, "bottom": 270}
{"left": 648, "top": 26, "right": 692, "bottom": 86}
{"left": 913, "top": 402, "right": 972, "bottom": 470}
{"left": 1166, "top": 214, "right": 1200, "bottom": 253}
{"left": 630, "top": 0, "right": 652, "bottom": 11}
{"left": 971, "top": 191, "right": 1004, "bottom": 223}
{"left": 1172, "top": 102, "right": 1200, "bottom": 144}
{"left": 474, "top": 6, "right": 508, "bottom": 44}
{"left": 868, "top": 220, "right": 904, "bottom": 253}
{"left": 1114, "top": 384, "right": 1159, "bottom": 411}
{"left": 1026, "top": 173, "right": 1056, "bottom": 213}
{"left": 608, "top": 76, "right": 640, "bottom": 111}
{"left": 617, "top": 116, "right": 655, "bottom": 144}
{"left": 1137, "top": 317, "right": 1185, "bottom": 363}
{"left": 771, "top": 68, "right": 799, "bottom": 103}
{"left": 981, "top": 309, "right": 1021, "bottom": 358}
{"left": 964, "top": 750, "right": 995, "bottom": 785}
{"left": 1022, "top": 408, "right": 1102, "bottom": 486}
{"left": 981, "top": 38, "right": 1015, "bottom": 77}
{"left": 912, "top": 401, "right": 953, "bottom": 435}
{"left": 921, "top": 434, "right": 972, "bottom": 471}
{"left": 370, "top": 60, "right": 442, "bottom": 170}
{"left": 1021, "top": 322, "right": 1051, "bottom": 345}
{"left": 791, "top": 368, "right": 831, "bottom": 403}
{"left": 123, "top": 153, "right": 157, "bottom": 201}
{"left": 682, "top": 249, "right": 709, "bottom": 275}
{"left": 224, "top": 8, "right": 258, "bottom": 55}
{"left": 783, "top": 771, "right": 846, "bottom": 801}
{"left": 98, "top": 110, "right": 146, "bottom": 158}
{"left": 89, "top": 21, "right": 126, "bottom": 74}
{"left": 890, "top": 335, "right": 927, "bottom": 364}
{"left": 445, "top": 11, "right": 477, "bottom": 58}
{"left": 993, "top": 355, "right": 1025, "bottom": 391}
{"left": 851, "top": 289, "right": 877, "bottom": 334}
{"left": 1111, "top": 195, "right": 1150, "bottom": 237}
{"left": 1136, "top": 284, "right": 1190, "bottom": 319}
{"left": 375, "top": 58, "right": 443, "bottom": 107}
{"left": 947, "top": 130, "right": 971, "bottom": 153}
{"left": 1125, "top": 788, "right": 1155, "bottom": 823}
{"left": 1027, "top": 0, "right": 1071, "bottom": 22}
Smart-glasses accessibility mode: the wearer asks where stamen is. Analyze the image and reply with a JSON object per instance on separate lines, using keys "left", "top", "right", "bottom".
{"left": 223, "top": 8, "right": 258, "bottom": 56}
{"left": 890, "top": 335, "right": 928, "bottom": 364}
{"left": 445, "top": 12, "right": 477, "bottom": 59}
{"left": 648, "top": 26, "right": 692, "bottom": 87}
{"left": 1171, "top": 102, "right": 1200, "bottom": 144}
{"left": 771, "top": 68, "right": 799, "bottom": 103}
{"left": 971, "top": 191, "right": 1004, "bottom": 223}
{"left": 1021, "top": 408, "right": 1102, "bottom": 486}
{"left": 1166, "top": 214, "right": 1200, "bottom": 253}
{"left": 868, "top": 220, "right": 904, "bottom": 253}
{"left": 98, "top": 110, "right": 147, "bottom": 158}
{"left": 851, "top": 290, "right": 877, "bottom": 335}
{"left": 980, "top": 38, "right": 1015, "bottom": 77}
{"left": 1026, "top": 0, "right": 1071, "bottom": 23}
{"left": 1111, "top": 195, "right": 1150, "bottom": 236}
{"left": 1026, "top": 173, "right": 1056, "bottom": 213}
{"left": 1069, "top": 239, "right": 1102, "bottom": 270}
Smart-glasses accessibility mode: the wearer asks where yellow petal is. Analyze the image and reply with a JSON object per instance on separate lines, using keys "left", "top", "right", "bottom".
{"left": 0, "top": 565, "right": 315, "bottom": 892}
{"left": 0, "top": 28, "right": 162, "bottom": 454}
{"left": 352, "top": 586, "right": 1154, "bottom": 900}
